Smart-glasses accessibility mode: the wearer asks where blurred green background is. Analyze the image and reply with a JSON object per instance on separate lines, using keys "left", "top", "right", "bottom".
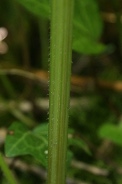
{"left": 1, "top": 0, "right": 122, "bottom": 183}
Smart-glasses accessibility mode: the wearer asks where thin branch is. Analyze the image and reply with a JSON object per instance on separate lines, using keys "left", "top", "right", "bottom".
{"left": 0, "top": 69, "right": 47, "bottom": 83}
{"left": 0, "top": 97, "right": 90, "bottom": 114}
{"left": 71, "top": 160, "right": 109, "bottom": 176}
{"left": 4, "top": 157, "right": 90, "bottom": 184}
{"left": 1, "top": 69, "right": 122, "bottom": 92}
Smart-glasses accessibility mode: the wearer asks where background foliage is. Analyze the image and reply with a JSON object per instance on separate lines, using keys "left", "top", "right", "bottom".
{"left": 0, "top": 0, "right": 122, "bottom": 183}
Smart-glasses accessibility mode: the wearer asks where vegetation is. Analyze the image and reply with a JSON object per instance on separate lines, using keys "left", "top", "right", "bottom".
{"left": 0, "top": 0, "right": 122, "bottom": 183}
{"left": 48, "top": 0, "right": 73, "bottom": 184}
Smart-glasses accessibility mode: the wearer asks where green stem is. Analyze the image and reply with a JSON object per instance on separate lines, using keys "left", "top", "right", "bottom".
{"left": 48, "top": 0, "right": 74, "bottom": 184}
{"left": 0, "top": 152, "right": 17, "bottom": 184}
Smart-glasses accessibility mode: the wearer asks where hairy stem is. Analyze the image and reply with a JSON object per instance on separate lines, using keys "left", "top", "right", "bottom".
{"left": 48, "top": 0, "right": 74, "bottom": 184}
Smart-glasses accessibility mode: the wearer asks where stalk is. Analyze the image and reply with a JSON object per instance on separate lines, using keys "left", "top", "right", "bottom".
{"left": 48, "top": 0, "right": 74, "bottom": 184}
{"left": 0, "top": 152, "right": 17, "bottom": 184}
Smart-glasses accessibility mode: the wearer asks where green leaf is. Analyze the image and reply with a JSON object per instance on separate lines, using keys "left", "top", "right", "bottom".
{"left": 68, "top": 136, "right": 91, "bottom": 155}
{"left": 73, "top": 38, "right": 106, "bottom": 55}
{"left": 99, "top": 124, "right": 122, "bottom": 146}
{"left": 5, "top": 122, "right": 48, "bottom": 167}
{"left": 5, "top": 122, "right": 90, "bottom": 168}
{"left": 16, "top": 0, "right": 50, "bottom": 19}
{"left": 5, "top": 122, "right": 74, "bottom": 168}
{"left": 33, "top": 123, "right": 48, "bottom": 137}
{"left": 73, "top": 0, "right": 105, "bottom": 54}
{"left": 68, "top": 128, "right": 91, "bottom": 155}
{"left": 16, "top": 0, "right": 104, "bottom": 55}
{"left": 66, "top": 150, "right": 73, "bottom": 168}
{"left": 74, "top": 0, "right": 102, "bottom": 40}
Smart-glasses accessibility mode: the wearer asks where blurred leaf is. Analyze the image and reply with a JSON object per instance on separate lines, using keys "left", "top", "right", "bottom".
{"left": 67, "top": 150, "right": 73, "bottom": 168}
{"left": 33, "top": 122, "right": 48, "bottom": 136}
{"left": 5, "top": 122, "right": 90, "bottom": 168}
{"left": 74, "top": 0, "right": 102, "bottom": 40}
{"left": 5, "top": 122, "right": 48, "bottom": 167}
{"left": 16, "top": 0, "right": 50, "bottom": 19}
{"left": 73, "top": 0, "right": 105, "bottom": 54}
{"left": 15, "top": 0, "right": 105, "bottom": 55}
{"left": 68, "top": 136, "right": 91, "bottom": 155}
{"left": 73, "top": 38, "right": 106, "bottom": 55}
{"left": 99, "top": 124, "right": 122, "bottom": 146}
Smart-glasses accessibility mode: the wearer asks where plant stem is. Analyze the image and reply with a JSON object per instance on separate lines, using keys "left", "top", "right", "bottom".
{"left": 48, "top": 0, "right": 74, "bottom": 184}
{"left": 0, "top": 152, "right": 17, "bottom": 184}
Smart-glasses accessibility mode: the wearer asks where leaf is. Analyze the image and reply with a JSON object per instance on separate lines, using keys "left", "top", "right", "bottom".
{"left": 15, "top": 0, "right": 105, "bottom": 54}
{"left": 33, "top": 123, "right": 48, "bottom": 137}
{"left": 99, "top": 124, "right": 122, "bottom": 146}
{"left": 16, "top": 0, "right": 50, "bottom": 19}
{"left": 68, "top": 136, "right": 91, "bottom": 155}
{"left": 5, "top": 122, "right": 48, "bottom": 167}
{"left": 74, "top": 0, "right": 102, "bottom": 40}
{"left": 66, "top": 150, "right": 73, "bottom": 168}
{"left": 5, "top": 122, "right": 91, "bottom": 169}
{"left": 5, "top": 122, "right": 74, "bottom": 168}
{"left": 73, "top": 0, "right": 105, "bottom": 54}
{"left": 73, "top": 38, "right": 106, "bottom": 55}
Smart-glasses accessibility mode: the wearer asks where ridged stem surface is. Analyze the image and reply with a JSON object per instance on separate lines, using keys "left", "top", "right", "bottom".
{"left": 48, "top": 0, "right": 74, "bottom": 184}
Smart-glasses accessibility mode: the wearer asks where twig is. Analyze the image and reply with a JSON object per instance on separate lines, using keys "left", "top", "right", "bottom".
{"left": 0, "top": 98, "right": 90, "bottom": 113}
{"left": 71, "top": 160, "right": 109, "bottom": 176}
{"left": 0, "top": 69, "right": 48, "bottom": 84}
{"left": 1, "top": 68, "right": 122, "bottom": 92}
{"left": 4, "top": 157, "right": 90, "bottom": 184}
